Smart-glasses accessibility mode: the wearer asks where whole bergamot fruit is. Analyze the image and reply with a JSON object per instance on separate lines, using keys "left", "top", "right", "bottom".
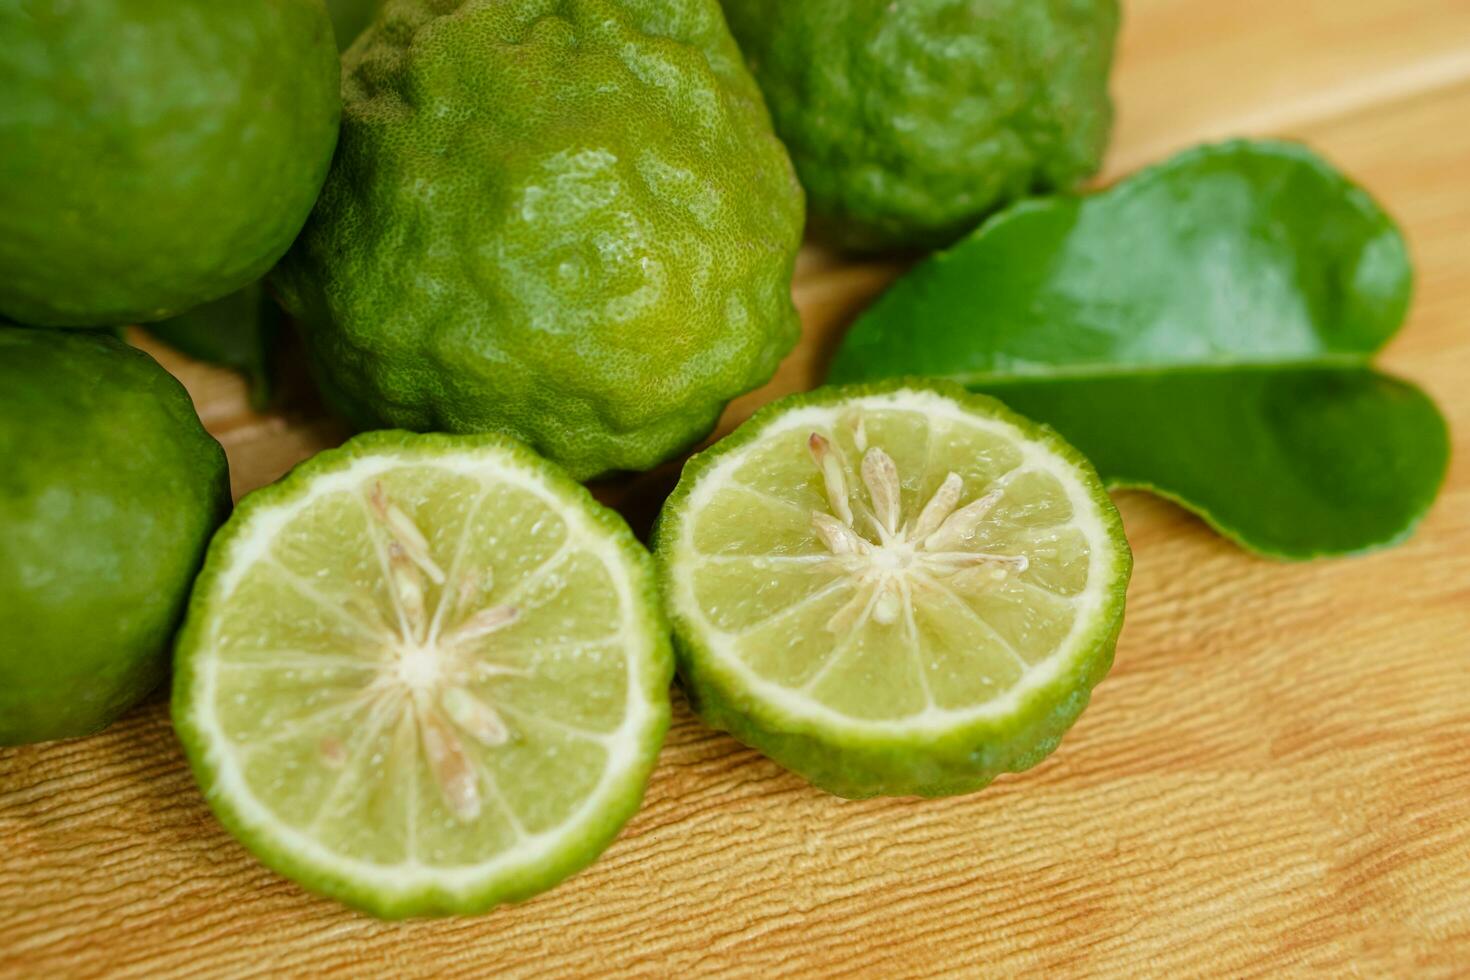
{"left": 0, "top": 328, "right": 230, "bottom": 745}
{"left": 721, "top": 0, "right": 1119, "bottom": 252}
{"left": 140, "top": 0, "right": 375, "bottom": 379}
{"left": 272, "top": 0, "right": 804, "bottom": 482}
{"left": 0, "top": 0, "right": 340, "bottom": 328}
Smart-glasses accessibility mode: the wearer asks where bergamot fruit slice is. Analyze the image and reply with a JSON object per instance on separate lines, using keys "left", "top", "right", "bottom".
{"left": 172, "top": 432, "right": 672, "bottom": 917}
{"left": 654, "top": 382, "right": 1130, "bottom": 798}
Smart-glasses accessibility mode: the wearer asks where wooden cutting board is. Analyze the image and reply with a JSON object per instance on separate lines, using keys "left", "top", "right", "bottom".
{"left": 4, "top": 1, "right": 1469, "bottom": 975}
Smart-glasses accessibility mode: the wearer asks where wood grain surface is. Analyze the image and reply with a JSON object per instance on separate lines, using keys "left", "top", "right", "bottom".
{"left": 4, "top": 1, "right": 1470, "bottom": 976}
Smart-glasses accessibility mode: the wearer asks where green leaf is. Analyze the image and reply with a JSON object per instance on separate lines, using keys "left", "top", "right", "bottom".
{"left": 990, "top": 367, "right": 1446, "bottom": 558}
{"left": 829, "top": 140, "right": 1449, "bottom": 558}
{"left": 144, "top": 281, "right": 281, "bottom": 410}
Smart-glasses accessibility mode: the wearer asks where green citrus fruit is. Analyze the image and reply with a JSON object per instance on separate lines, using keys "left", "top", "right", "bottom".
{"left": 721, "top": 0, "right": 1120, "bottom": 252}
{"left": 654, "top": 382, "right": 1131, "bottom": 798}
{"left": 272, "top": 0, "right": 804, "bottom": 482}
{"left": 0, "top": 328, "right": 230, "bottom": 745}
{"left": 0, "top": 0, "right": 340, "bottom": 327}
{"left": 173, "top": 431, "right": 672, "bottom": 917}
{"left": 327, "top": 0, "right": 379, "bottom": 50}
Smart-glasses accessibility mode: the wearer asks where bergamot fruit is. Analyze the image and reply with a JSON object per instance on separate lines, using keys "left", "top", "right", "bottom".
{"left": 327, "top": 0, "right": 380, "bottom": 50}
{"left": 721, "top": 0, "right": 1119, "bottom": 252}
{"left": 140, "top": 0, "right": 373, "bottom": 380}
{"left": 0, "top": 328, "right": 230, "bottom": 745}
{"left": 654, "top": 382, "right": 1131, "bottom": 798}
{"left": 272, "top": 0, "right": 804, "bottom": 482}
{"left": 0, "top": 0, "right": 340, "bottom": 327}
{"left": 172, "top": 431, "right": 672, "bottom": 917}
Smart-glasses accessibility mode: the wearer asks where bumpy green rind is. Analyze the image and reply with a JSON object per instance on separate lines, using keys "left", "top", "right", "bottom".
{"left": 273, "top": 0, "right": 804, "bottom": 482}
{"left": 721, "top": 0, "right": 1119, "bottom": 252}
{"left": 171, "top": 430, "right": 674, "bottom": 918}
{"left": 0, "top": 0, "right": 340, "bottom": 327}
{"left": 653, "top": 380, "right": 1132, "bottom": 798}
{"left": 0, "top": 329, "right": 230, "bottom": 745}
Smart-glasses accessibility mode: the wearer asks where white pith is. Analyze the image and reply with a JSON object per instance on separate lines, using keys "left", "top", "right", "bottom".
{"left": 804, "top": 428, "right": 1031, "bottom": 636}
{"left": 190, "top": 449, "right": 663, "bottom": 898}
{"left": 674, "top": 390, "right": 1123, "bottom": 736}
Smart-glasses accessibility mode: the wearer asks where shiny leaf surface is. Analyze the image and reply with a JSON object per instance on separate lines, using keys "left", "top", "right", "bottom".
{"left": 830, "top": 141, "right": 1449, "bottom": 558}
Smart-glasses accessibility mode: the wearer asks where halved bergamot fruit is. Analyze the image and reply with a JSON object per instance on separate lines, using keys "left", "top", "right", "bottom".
{"left": 172, "top": 432, "right": 672, "bottom": 917}
{"left": 654, "top": 382, "right": 1130, "bottom": 798}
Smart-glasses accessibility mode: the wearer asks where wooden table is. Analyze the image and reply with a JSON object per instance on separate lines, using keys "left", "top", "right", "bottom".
{"left": 4, "top": 1, "right": 1469, "bottom": 974}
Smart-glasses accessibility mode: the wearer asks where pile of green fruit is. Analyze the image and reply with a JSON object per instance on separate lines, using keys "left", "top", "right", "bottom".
{"left": 0, "top": 0, "right": 1444, "bottom": 920}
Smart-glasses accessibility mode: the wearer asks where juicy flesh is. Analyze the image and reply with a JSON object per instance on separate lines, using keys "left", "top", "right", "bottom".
{"left": 688, "top": 405, "right": 1091, "bottom": 721}
{"left": 209, "top": 466, "right": 633, "bottom": 867}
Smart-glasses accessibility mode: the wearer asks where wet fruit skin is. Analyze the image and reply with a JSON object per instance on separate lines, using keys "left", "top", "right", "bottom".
{"left": 273, "top": 0, "right": 805, "bottom": 482}
{"left": 0, "top": 0, "right": 340, "bottom": 327}
{"left": 0, "top": 329, "right": 230, "bottom": 744}
{"left": 721, "top": 0, "right": 1119, "bottom": 253}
